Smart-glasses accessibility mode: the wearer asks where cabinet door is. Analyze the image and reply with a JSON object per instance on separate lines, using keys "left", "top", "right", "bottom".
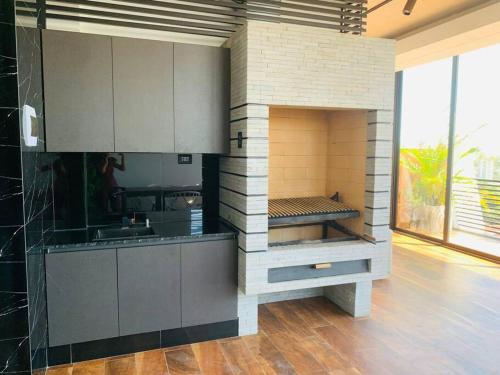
{"left": 174, "top": 44, "right": 230, "bottom": 154}
{"left": 117, "top": 244, "right": 181, "bottom": 335}
{"left": 46, "top": 249, "right": 118, "bottom": 346}
{"left": 42, "top": 30, "right": 114, "bottom": 152}
{"left": 181, "top": 239, "right": 237, "bottom": 327}
{"left": 112, "top": 38, "right": 174, "bottom": 152}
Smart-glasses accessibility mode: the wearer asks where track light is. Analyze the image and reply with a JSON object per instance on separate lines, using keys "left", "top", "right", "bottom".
{"left": 366, "top": 0, "right": 417, "bottom": 16}
{"left": 403, "top": 0, "right": 417, "bottom": 15}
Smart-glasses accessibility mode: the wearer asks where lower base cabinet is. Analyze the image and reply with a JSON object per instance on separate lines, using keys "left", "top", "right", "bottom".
{"left": 46, "top": 238, "right": 237, "bottom": 348}
{"left": 46, "top": 249, "right": 119, "bottom": 347}
{"left": 117, "top": 244, "right": 181, "bottom": 336}
{"left": 181, "top": 239, "right": 237, "bottom": 327}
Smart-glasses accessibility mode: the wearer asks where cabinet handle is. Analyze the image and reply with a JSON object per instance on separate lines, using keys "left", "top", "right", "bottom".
{"left": 312, "top": 263, "right": 331, "bottom": 269}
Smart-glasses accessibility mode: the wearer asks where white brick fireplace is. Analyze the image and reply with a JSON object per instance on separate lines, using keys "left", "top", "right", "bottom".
{"left": 220, "top": 21, "right": 395, "bottom": 335}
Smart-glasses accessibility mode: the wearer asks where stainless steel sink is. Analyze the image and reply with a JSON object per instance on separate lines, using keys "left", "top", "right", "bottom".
{"left": 93, "top": 226, "right": 157, "bottom": 241}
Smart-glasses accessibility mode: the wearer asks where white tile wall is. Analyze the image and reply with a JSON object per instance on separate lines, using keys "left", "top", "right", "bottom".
{"left": 220, "top": 188, "right": 267, "bottom": 215}
{"left": 230, "top": 138, "right": 268, "bottom": 158}
{"left": 220, "top": 204, "right": 267, "bottom": 233}
{"left": 220, "top": 173, "right": 268, "bottom": 195}
{"left": 245, "top": 22, "right": 395, "bottom": 110}
{"left": 238, "top": 232, "right": 268, "bottom": 253}
{"left": 230, "top": 119, "right": 269, "bottom": 139}
{"left": 365, "top": 175, "right": 391, "bottom": 192}
{"left": 220, "top": 157, "right": 268, "bottom": 177}
{"left": 366, "top": 157, "right": 393, "bottom": 176}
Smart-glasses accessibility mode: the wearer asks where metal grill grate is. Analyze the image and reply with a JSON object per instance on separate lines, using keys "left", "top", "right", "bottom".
{"left": 268, "top": 196, "right": 359, "bottom": 225}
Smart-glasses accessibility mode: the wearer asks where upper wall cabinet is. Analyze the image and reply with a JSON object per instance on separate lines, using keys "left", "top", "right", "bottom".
{"left": 112, "top": 38, "right": 174, "bottom": 152}
{"left": 42, "top": 30, "right": 114, "bottom": 152}
{"left": 174, "top": 44, "right": 230, "bottom": 154}
{"left": 42, "top": 31, "right": 229, "bottom": 154}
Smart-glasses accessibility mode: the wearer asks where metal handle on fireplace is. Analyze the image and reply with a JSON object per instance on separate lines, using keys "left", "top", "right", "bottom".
{"left": 312, "top": 263, "right": 332, "bottom": 270}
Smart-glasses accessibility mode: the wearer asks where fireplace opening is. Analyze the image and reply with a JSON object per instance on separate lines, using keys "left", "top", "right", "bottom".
{"left": 268, "top": 107, "right": 368, "bottom": 246}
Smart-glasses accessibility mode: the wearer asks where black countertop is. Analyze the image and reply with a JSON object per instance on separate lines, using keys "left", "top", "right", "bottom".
{"left": 45, "top": 218, "right": 237, "bottom": 254}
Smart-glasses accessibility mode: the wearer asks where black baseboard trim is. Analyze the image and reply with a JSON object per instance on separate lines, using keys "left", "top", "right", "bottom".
{"left": 47, "top": 344, "right": 71, "bottom": 367}
{"left": 161, "top": 319, "right": 239, "bottom": 348}
{"left": 47, "top": 319, "right": 239, "bottom": 367}
{"left": 72, "top": 331, "right": 160, "bottom": 363}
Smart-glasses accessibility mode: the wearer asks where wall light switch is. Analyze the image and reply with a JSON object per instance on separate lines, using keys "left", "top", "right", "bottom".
{"left": 178, "top": 154, "right": 192, "bottom": 164}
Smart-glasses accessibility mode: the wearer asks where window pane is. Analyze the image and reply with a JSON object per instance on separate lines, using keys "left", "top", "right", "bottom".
{"left": 449, "top": 44, "right": 500, "bottom": 257}
{"left": 396, "top": 58, "right": 453, "bottom": 239}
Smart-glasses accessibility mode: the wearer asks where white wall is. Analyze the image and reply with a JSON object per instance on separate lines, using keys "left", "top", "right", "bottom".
{"left": 395, "top": 1, "right": 500, "bottom": 70}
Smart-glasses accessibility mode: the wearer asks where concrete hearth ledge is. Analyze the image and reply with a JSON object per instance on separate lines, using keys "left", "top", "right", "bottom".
{"left": 238, "top": 239, "right": 390, "bottom": 296}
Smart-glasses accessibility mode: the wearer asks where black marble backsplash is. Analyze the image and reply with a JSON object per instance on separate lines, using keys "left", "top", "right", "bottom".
{"left": 46, "top": 152, "right": 219, "bottom": 232}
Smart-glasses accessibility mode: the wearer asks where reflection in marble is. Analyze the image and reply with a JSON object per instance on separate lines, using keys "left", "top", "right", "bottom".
{"left": 50, "top": 153, "right": 219, "bottom": 231}
{"left": 85, "top": 153, "right": 204, "bottom": 227}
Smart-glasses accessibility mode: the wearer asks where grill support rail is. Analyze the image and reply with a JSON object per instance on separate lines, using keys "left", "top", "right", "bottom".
{"left": 268, "top": 196, "right": 361, "bottom": 246}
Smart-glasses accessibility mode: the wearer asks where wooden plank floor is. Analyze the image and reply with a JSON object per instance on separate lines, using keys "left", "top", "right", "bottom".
{"left": 46, "top": 234, "right": 500, "bottom": 375}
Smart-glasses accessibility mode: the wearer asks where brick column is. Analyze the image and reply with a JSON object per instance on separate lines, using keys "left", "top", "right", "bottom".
{"left": 324, "top": 281, "right": 373, "bottom": 318}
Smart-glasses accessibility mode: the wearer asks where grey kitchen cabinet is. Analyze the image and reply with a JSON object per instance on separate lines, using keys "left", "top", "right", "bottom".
{"left": 181, "top": 239, "right": 237, "bottom": 327}
{"left": 117, "top": 244, "right": 181, "bottom": 336}
{"left": 42, "top": 30, "right": 114, "bottom": 152}
{"left": 112, "top": 38, "right": 174, "bottom": 152}
{"left": 174, "top": 43, "right": 230, "bottom": 154}
{"left": 46, "top": 249, "right": 119, "bottom": 347}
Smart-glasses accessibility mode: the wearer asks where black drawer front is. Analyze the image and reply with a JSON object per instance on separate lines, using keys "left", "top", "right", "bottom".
{"left": 268, "top": 259, "right": 370, "bottom": 283}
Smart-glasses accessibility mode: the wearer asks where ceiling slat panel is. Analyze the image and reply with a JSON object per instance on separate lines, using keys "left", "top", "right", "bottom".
{"left": 17, "top": 0, "right": 367, "bottom": 38}
{"left": 52, "top": 0, "right": 246, "bottom": 24}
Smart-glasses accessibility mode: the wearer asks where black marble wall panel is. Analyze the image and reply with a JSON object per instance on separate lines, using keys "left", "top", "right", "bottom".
{"left": 0, "top": 1, "right": 31, "bottom": 373}
{"left": 0, "top": 1, "right": 51, "bottom": 373}
{"left": 17, "top": 22, "right": 51, "bottom": 371}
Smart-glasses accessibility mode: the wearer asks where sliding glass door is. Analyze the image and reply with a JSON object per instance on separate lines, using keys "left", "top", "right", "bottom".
{"left": 449, "top": 45, "right": 500, "bottom": 258}
{"left": 395, "top": 58, "right": 452, "bottom": 240}
{"left": 393, "top": 44, "right": 500, "bottom": 260}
